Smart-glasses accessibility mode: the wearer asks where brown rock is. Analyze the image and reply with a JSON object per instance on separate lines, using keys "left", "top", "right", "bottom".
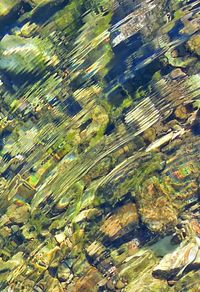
{"left": 100, "top": 203, "right": 139, "bottom": 240}
{"left": 74, "top": 267, "right": 103, "bottom": 292}
{"left": 7, "top": 203, "right": 30, "bottom": 224}
{"left": 107, "top": 279, "right": 115, "bottom": 290}
{"left": 86, "top": 241, "right": 105, "bottom": 259}
{"left": 115, "top": 279, "right": 125, "bottom": 289}
{"left": 171, "top": 50, "right": 179, "bottom": 58}
{"left": 170, "top": 68, "right": 186, "bottom": 79}
{"left": 175, "top": 105, "right": 188, "bottom": 119}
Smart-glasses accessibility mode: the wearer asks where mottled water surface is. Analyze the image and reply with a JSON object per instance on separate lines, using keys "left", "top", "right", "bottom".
{"left": 0, "top": 0, "right": 200, "bottom": 291}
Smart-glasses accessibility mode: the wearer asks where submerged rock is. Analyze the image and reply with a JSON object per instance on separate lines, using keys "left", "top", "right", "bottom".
{"left": 6, "top": 203, "right": 30, "bottom": 224}
{"left": 0, "top": 34, "right": 58, "bottom": 79}
{"left": 57, "top": 262, "right": 71, "bottom": 282}
{"left": 0, "top": 1, "right": 21, "bottom": 18}
{"left": 187, "top": 34, "right": 200, "bottom": 56}
{"left": 170, "top": 68, "right": 187, "bottom": 80}
{"left": 74, "top": 267, "right": 104, "bottom": 292}
{"left": 0, "top": 0, "right": 199, "bottom": 290}
{"left": 153, "top": 220, "right": 200, "bottom": 280}
{"left": 100, "top": 203, "right": 139, "bottom": 241}
{"left": 119, "top": 249, "right": 169, "bottom": 292}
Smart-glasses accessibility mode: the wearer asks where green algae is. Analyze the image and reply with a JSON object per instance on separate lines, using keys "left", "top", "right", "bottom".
{"left": 0, "top": 0, "right": 199, "bottom": 290}
{"left": 0, "top": 35, "right": 57, "bottom": 76}
{"left": 0, "top": 1, "right": 21, "bottom": 18}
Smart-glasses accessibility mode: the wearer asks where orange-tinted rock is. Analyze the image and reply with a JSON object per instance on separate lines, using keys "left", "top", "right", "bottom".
{"left": 100, "top": 203, "right": 139, "bottom": 240}
{"left": 86, "top": 241, "right": 105, "bottom": 258}
{"left": 74, "top": 267, "right": 103, "bottom": 292}
{"left": 170, "top": 68, "right": 186, "bottom": 79}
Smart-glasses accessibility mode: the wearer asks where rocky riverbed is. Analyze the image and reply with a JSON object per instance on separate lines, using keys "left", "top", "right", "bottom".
{"left": 0, "top": 0, "right": 200, "bottom": 291}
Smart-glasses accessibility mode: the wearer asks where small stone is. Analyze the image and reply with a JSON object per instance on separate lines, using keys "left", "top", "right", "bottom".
{"left": 143, "top": 127, "right": 156, "bottom": 143}
{"left": 170, "top": 68, "right": 186, "bottom": 80}
{"left": 40, "top": 230, "right": 51, "bottom": 238}
{"left": 73, "top": 208, "right": 100, "bottom": 223}
{"left": 168, "top": 280, "right": 176, "bottom": 286}
{"left": 97, "top": 278, "right": 108, "bottom": 288}
{"left": 175, "top": 105, "right": 188, "bottom": 119}
{"left": 57, "top": 263, "right": 71, "bottom": 282}
{"left": 56, "top": 197, "right": 70, "bottom": 211}
{"left": 50, "top": 219, "right": 66, "bottom": 231}
{"left": 115, "top": 279, "right": 125, "bottom": 289}
{"left": 11, "top": 225, "right": 20, "bottom": 233}
{"left": 55, "top": 232, "right": 66, "bottom": 244}
{"left": 86, "top": 241, "right": 105, "bottom": 257}
{"left": 171, "top": 50, "right": 178, "bottom": 58}
{"left": 107, "top": 279, "right": 115, "bottom": 290}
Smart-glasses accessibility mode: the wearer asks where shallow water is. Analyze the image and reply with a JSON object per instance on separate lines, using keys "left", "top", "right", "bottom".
{"left": 0, "top": 0, "right": 200, "bottom": 291}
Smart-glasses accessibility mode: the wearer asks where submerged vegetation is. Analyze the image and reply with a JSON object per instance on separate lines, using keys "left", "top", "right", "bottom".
{"left": 0, "top": 0, "right": 200, "bottom": 291}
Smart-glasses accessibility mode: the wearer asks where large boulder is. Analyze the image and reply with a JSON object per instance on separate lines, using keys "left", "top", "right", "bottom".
{"left": 0, "top": 1, "right": 21, "bottom": 18}
{"left": 0, "top": 34, "right": 58, "bottom": 80}
{"left": 100, "top": 203, "right": 139, "bottom": 241}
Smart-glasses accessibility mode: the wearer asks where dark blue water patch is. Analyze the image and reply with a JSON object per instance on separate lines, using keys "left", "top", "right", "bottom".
{"left": 104, "top": 66, "right": 131, "bottom": 90}
{"left": 2, "top": 71, "right": 47, "bottom": 90}
{"left": 1, "top": 167, "right": 14, "bottom": 180}
{"left": 49, "top": 97, "right": 61, "bottom": 107}
{"left": 192, "top": 116, "right": 200, "bottom": 135}
{"left": 0, "top": 3, "right": 32, "bottom": 39}
{"left": 168, "top": 20, "right": 184, "bottom": 40}
{"left": 87, "top": 75, "right": 100, "bottom": 87}
{"left": 0, "top": 141, "right": 4, "bottom": 152}
{"left": 52, "top": 117, "right": 62, "bottom": 126}
{"left": 134, "top": 47, "right": 163, "bottom": 69}
{"left": 133, "top": 58, "right": 163, "bottom": 85}
{"left": 104, "top": 33, "right": 143, "bottom": 89}
{"left": 69, "top": 73, "right": 88, "bottom": 90}
{"left": 48, "top": 267, "right": 58, "bottom": 278}
{"left": 120, "top": 78, "right": 137, "bottom": 99}
{"left": 79, "top": 118, "right": 92, "bottom": 132}
{"left": 108, "top": 56, "right": 163, "bottom": 103}
{"left": 0, "top": 73, "right": 16, "bottom": 94}
{"left": 111, "top": 0, "right": 141, "bottom": 25}
{"left": 164, "top": 0, "right": 171, "bottom": 11}
{"left": 107, "top": 85, "right": 128, "bottom": 106}
{"left": 105, "top": 122, "right": 115, "bottom": 135}
{"left": 10, "top": 230, "right": 25, "bottom": 245}
{"left": 30, "top": 0, "right": 70, "bottom": 24}
{"left": 0, "top": 128, "right": 12, "bottom": 139}
{"left": 15, "top": 162, "right": 26, "bottom": 174}
{"left": 0, "top": 130, "right": 11, "bottom": 152}
{"left": 2, "top": 153, "right": 12, "bottom": 162}
{"left": 112, "top": 32, "right": 143, "bottom": 55}
{"left": 63, "top": 96, "right": 82, "bottom": 116}
{"left": 187, "top": 0, "right": 200, "bottom": 6}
